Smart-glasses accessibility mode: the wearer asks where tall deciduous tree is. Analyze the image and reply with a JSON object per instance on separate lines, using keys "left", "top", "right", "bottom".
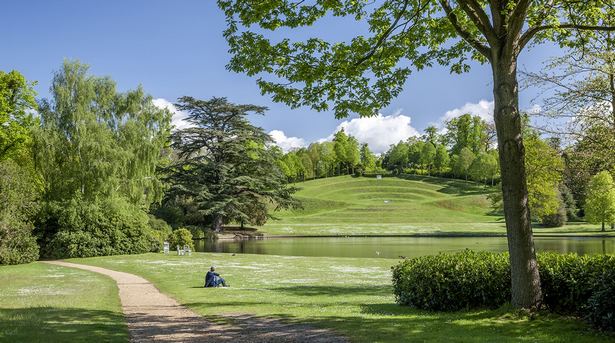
{"left": 166, "top": 97, "right": 297, "bottom": 232}
{"left": 0, "top": 70, "right": 37, "bottom": 163}
{"left": 219, "top": 0, "right": 615, "bottom": 308}
{"left": 360, "top": 143, "right": 377, "bottom": 173}
{"left": 585, "top": 171, "right": 615, "bottom": 232}
{"left": 36, "top": 61, "right": 171, "bottom": 207}
{"left": 35, "top": 61, "right": 172, "bottom": 257}
{"left": 0, "top": 70, "right": 40, "bottom": 264}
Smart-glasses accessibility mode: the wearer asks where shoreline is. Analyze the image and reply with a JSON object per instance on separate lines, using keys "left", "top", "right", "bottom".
{"left": 211, "top": 232, "right": 615, "bottom": 240}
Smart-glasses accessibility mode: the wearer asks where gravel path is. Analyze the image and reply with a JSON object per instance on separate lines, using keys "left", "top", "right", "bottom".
{"left": 44, "top": 261, "right": 347, "bottom": 343}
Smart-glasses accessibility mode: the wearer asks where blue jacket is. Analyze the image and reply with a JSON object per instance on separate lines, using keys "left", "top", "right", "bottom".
{"left": 205, "top": 271, "right": 220, "bottom": 287}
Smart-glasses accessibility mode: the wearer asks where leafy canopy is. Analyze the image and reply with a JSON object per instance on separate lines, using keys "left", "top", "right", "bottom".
{"left": 219, "top": 0, "right": 615, "bottom": 118}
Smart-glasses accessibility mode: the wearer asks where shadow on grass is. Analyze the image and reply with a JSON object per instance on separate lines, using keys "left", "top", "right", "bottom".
{"left": 0, "top": 307, "right": 127, "bottom": 343}
{"left": 182, "top": 297, "right": 610, "bottom": 342}
{"left": 270, "top": 285, "right": 392, "bottom": 297}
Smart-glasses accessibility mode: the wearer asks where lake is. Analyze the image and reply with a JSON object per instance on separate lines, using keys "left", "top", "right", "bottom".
{"left": 195, "top": 236, "right": 615, "bottom": 259}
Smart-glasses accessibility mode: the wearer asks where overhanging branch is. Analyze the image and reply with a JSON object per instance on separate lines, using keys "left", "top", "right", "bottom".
{"left": 439, "top": 0, "right": 490, "bottom": 58}
{"left": 520, "top": 23, "right": 615, "bottom": 50}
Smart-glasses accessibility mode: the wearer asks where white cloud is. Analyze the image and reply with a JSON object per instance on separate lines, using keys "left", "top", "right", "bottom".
{"left": 440, "top": 99, "right": 494, "bottom": 124}
{"left": 152, "top": 98, "right": 191, "bottom": 131}
{"left": 269, "top": 130, "right": 306, "bottom": 152}
{"left": 526, "top": 104, "right": 542, "bottom": 114}
{"left": 327, "top": 113, "right": 420, "bottom": 154}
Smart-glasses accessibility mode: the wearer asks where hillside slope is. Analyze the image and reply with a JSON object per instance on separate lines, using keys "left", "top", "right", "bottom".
{"left": 261, "top": 175, "right": 507, "bottom": 235}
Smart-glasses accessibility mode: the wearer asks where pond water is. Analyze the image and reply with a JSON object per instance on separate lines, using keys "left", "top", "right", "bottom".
{"left": 195, "top": 236, "right": 615, "bottom": 259}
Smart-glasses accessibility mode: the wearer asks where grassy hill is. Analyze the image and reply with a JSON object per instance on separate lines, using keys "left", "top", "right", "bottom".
{"left": 260, "top": 175, "right": 610, "bottom": 236}
{"left": 261, "top": 175, "right": 507, "bottom": 235}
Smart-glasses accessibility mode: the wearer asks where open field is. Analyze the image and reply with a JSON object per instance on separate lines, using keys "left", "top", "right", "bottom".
{"left": 72, "top": 252, "right": 613, "bottom": 343}
{"left": 0, "top": 262, "right": 127, "bottom": 343}
{"left": 261, "top": 175, "right": 613, "bottom": 237}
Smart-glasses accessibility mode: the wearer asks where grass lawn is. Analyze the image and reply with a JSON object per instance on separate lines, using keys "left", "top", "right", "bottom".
{"left": 0, "top": 262, "right": 127, "bottom": 343}
{"left": 261, "top": 175, "right": 614, "bottom": 237}
{"left": 72, "top": 252, "right": 612, "bottom": 343}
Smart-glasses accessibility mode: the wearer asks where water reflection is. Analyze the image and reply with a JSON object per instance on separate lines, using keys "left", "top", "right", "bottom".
{"left": 194, "top": 236, "right": 615, "bottom": 259}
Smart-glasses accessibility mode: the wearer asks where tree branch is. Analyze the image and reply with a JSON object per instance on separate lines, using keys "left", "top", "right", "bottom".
{"left": 438, "top": 0, "right": 490, "bottom": 58}
{"left": 520, "top": 23, "right": 615, "bottom": 50}
{"left": 457, "top": 0, "right": 498, "bottom": 45}
{"left": 354, "top": 0, "right": 413, "bottom": 66}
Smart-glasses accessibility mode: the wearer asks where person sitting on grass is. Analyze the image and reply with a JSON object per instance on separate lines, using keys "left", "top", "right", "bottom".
{"left": 204, "top": 266, "right": 227, "bottom": 287}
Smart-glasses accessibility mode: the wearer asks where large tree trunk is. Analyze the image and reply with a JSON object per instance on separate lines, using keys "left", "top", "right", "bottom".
{"left": 212, "top": 215, "right": 223, "bottom": 232}
{"left": 491, "top": 52, "right": 542, "bottom": 309}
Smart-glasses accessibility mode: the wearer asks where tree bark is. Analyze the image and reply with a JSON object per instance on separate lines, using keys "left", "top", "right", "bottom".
{"left": 212, "top": 215, "right": 223, "bottom": 232}
{"left": 491, "top": 52, "right": 542, "bottom": 309}
{"left": 602, "top": 221, "right": 605, "bottom": 232}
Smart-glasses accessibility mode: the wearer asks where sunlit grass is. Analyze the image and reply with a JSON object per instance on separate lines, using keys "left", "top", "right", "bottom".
{"left": 262, "top": 175, "right": 613, "bottom": 237}
{"left": 73, "top": 252, "right": 613, "bottom": 343}
{"left": 0, "top": 262, "right": 127, "bottom": 343}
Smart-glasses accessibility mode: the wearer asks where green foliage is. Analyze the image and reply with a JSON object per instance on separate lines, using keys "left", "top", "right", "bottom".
{"left": 147, "top": 215, "right": 172, "bottom": 252}
{"left": 469, "top": 152, "right": 498, "bottom": 185}
{"left": 525, "top": 134, "right": 564, "bottom": 221}
{"left": 454, "top": 147, "right": 475, "bottom": 180}
{"left": 40, "top": 197, "right": 153, "bottom": 259}
{"left": 35, "top": 60, "right": 171, "bottom": 207}
{"left": 165, "top": 96, "right": 297, "bottom": 231}
{"left": 0, "top": 70, "right": 37, "bottom": 163}
{"left": 585, "top": 171, "right": 615, "bottom": 230}
{"left": 0, "top": 160, "right": 39, "bottom": 265}
{"left": 169, "top": 228, "right": 194, "bottom": 250}
{"left": 433, "top": 144, "right": 450, "bottom": 173}
{"left": 33, "top": 61, "right": 171, "bottom": 257}
{"left": 392, "top": 250, "right": 511, "bottom": 311}
{"left": 446, "top": 114, "right": 490, "bottom": 154}
{"left": 586, "top": 268, "right": 615, "bottom": 331}
{"left": 393, "top": 251, "right": 615, "bottom": 330}
{"left": 359, "top": 143, "right": 376, "bottom": 174}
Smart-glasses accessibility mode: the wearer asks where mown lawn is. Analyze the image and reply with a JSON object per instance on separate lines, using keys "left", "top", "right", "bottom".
{"left": 261, "top": 175, "right": 613, "bottom": 237}
{"left": 0, "top": 262, "right": 127, "bottom": 343}
{"left": 72, "top": 252, "right": 613, "bottom": 343}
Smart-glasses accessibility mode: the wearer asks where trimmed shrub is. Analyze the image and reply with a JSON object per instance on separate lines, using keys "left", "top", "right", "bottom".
{"left": 392, "top": 250, "right": 615, "bottom": 330}
{"left": 169, "top": 228, "right": 194, "bottom": 250}
{"left": 586, "top": 268, "right": 615, "bottom": 331}
{"left": 537, "top": 253, "right": 613, "bottom": 314}
{"left": 392, "top": 250, "right": 510, "bottom": 311}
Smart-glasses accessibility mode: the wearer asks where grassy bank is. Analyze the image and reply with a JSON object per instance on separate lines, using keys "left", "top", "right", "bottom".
{"left": 0, "top": 262, "right": 127, "bottom": 343}
{"left": 72, "top": 252, "right": 612, "bottom": 342}
{"left": 261, "top": 175, "right": 613, "bottom": 237}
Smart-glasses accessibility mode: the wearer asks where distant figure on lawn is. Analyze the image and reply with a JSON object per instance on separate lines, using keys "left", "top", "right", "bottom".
{"left": 204, "top": 266, "right": 227, "bottom": 287}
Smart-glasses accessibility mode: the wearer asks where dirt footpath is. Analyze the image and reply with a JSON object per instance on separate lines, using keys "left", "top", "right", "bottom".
{"left": 44, "top": 261, "right": 347, "bottom": 343}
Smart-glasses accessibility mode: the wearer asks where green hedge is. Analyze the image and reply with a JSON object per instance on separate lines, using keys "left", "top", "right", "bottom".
{"left": 39, "top": 197, "right": 154, "bottom": 258}
{"left": 392, "top": 250, "right": 615, "bottom": 330}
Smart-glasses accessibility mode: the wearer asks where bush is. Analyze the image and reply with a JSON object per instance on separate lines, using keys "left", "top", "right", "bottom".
{"left": 169, "top": 228, "right": 194, "bottom": 250}
{"left": 586, "top": 268, "right": 615, "bottom": 331}
{"left": 0, "top": 160, "right": 40, "bottom": 265}
{"left": 537, "top": 253, "right": 612, "bottom": 313}
{"left": 541, "top": 205, "right": 567, "bottom": 227}
{"left": 40, "top": 197, "right": 154, "bottom": 258}
{"left": 392, "top": 250, "right": 615, "bottom": 330}
{"left": 392, "top": 250, "right": 510, "bottom": 311}
{"left": 147, "top": 215, "right": 172, "bottom": 252}
{"left": 0, "top": 221, "right": 39, "bottom": 265}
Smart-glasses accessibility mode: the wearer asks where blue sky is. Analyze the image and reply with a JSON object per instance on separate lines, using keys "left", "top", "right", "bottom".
{"left": 3, "top": 0, "right": 562, "bottom": 152}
